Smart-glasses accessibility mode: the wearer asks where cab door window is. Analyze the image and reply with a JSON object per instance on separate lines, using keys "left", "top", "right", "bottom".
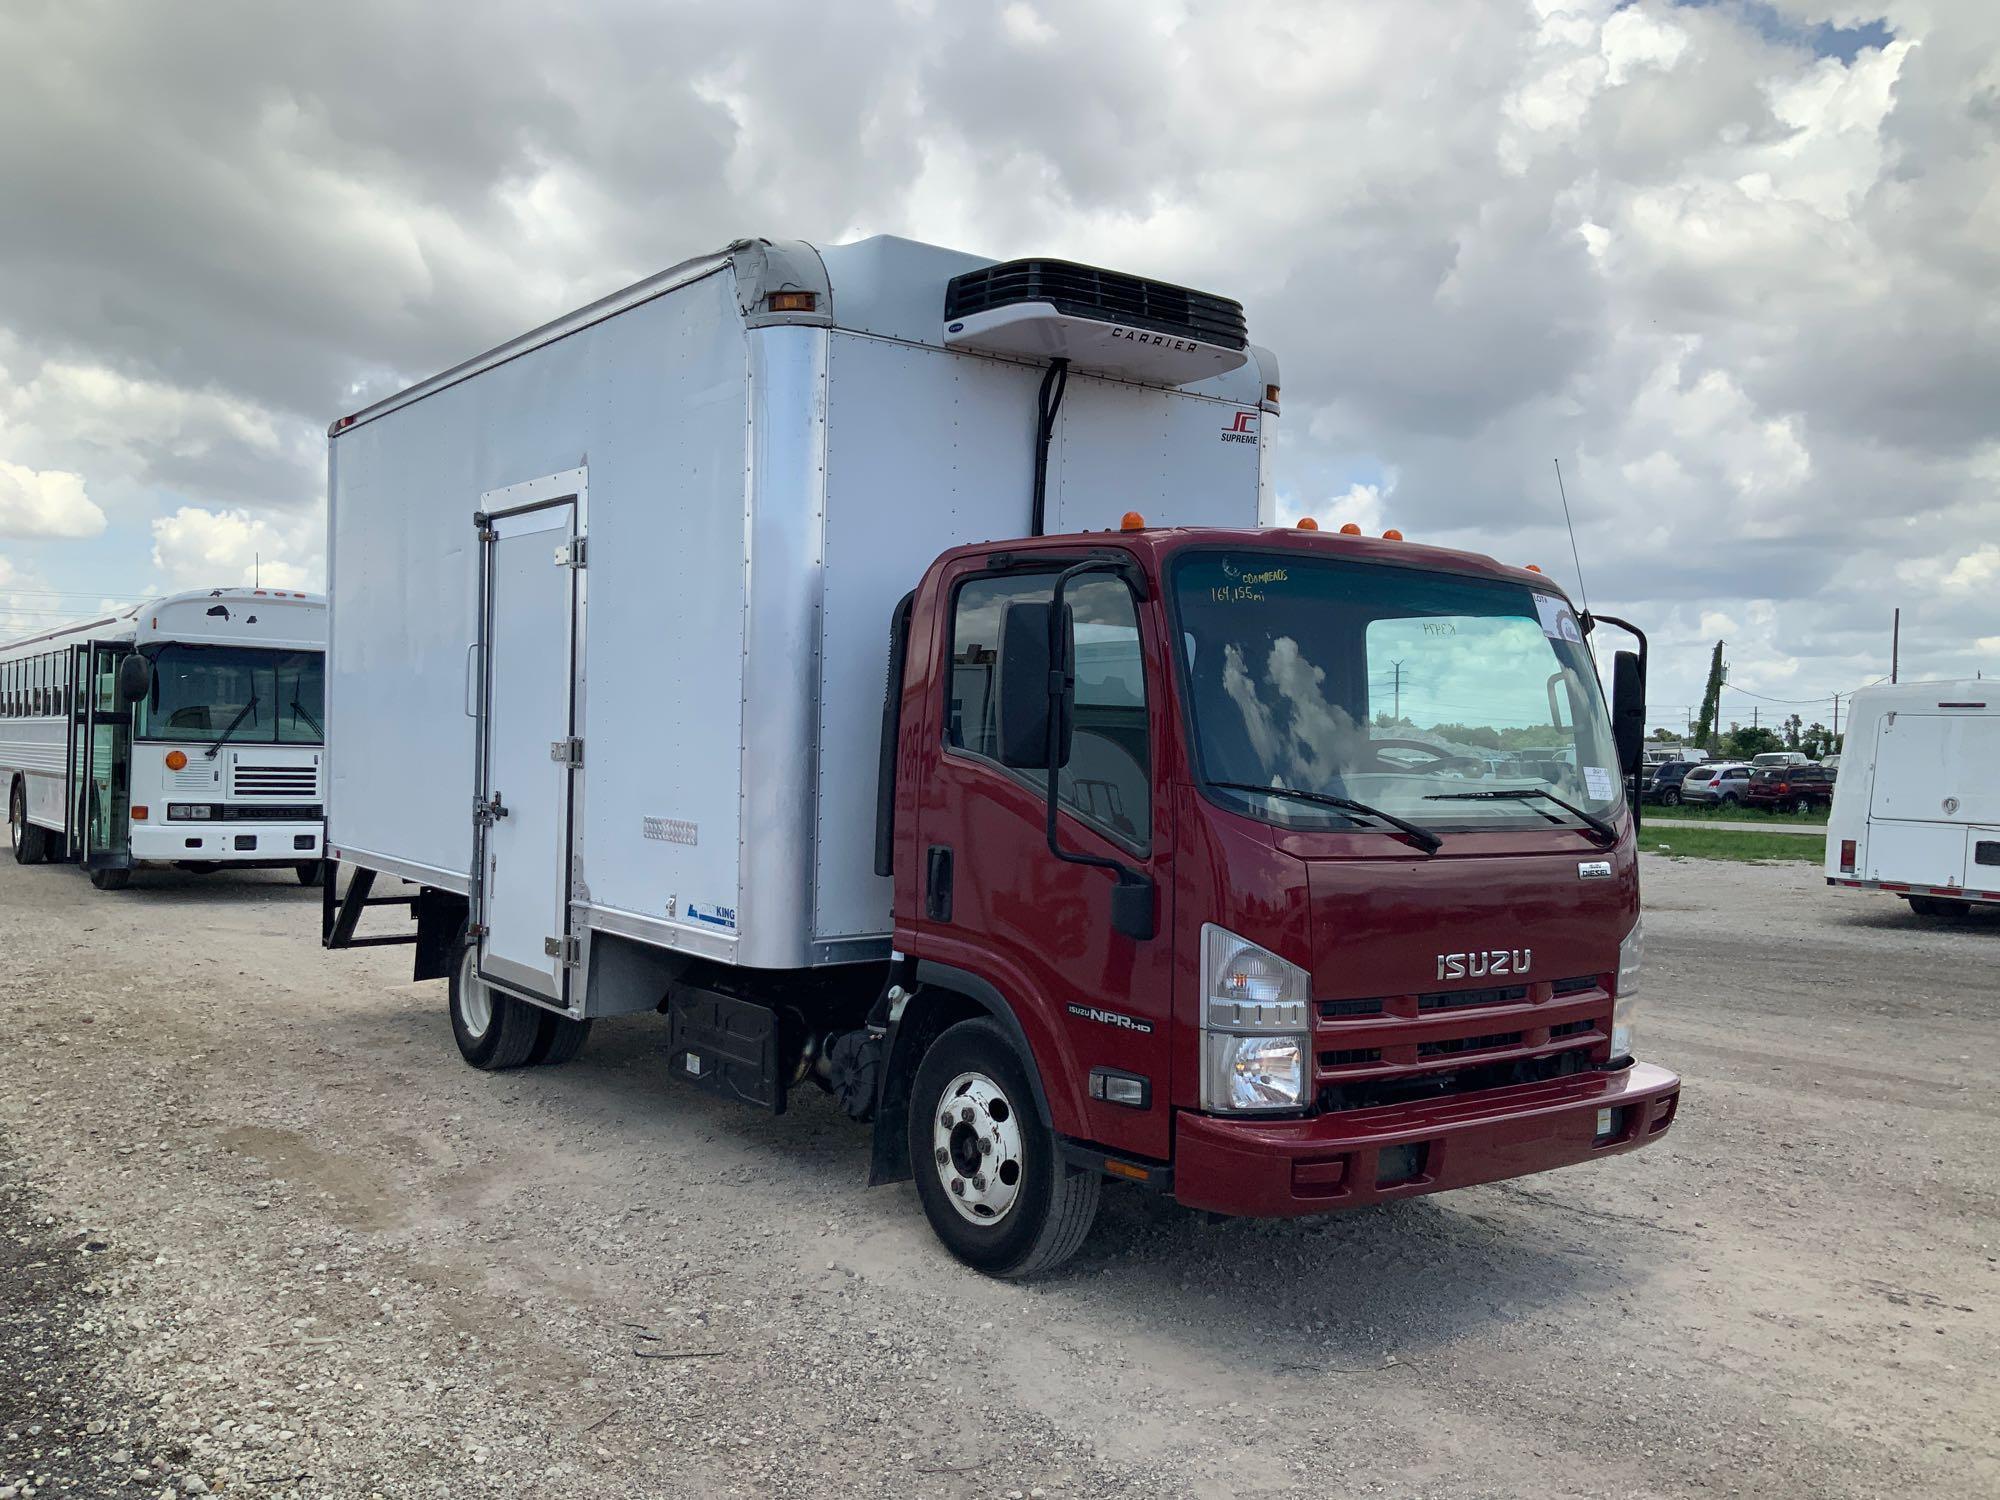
{"left": 947, "top": 572, "right": 1151, "bottom": 849}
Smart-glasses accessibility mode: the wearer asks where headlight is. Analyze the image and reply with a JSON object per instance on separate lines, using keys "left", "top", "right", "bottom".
{"left": 1200, "top": 924, "right": 1310, "bottom": 1112}
{"left": 1205, "top": 1033, "right": 1306, "bottom": 1112}
{"left": 167, "top": 803, "right": 219, "bottom": 822}
{"left": 1611, "top": 915, "right": 1643, "bottom": 1062}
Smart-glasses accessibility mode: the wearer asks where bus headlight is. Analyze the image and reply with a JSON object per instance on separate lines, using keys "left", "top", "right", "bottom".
{"left": 1611, "top": 915, "right": 1643, "bottom": 1062}
{"left": 1200, "top": 924, "right": 1311, "bottom": 1112}
{"left": 167, "top": 803, "right": 220, "bottom": 822}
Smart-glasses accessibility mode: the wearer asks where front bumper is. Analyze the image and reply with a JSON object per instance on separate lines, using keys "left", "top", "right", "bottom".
{"left": 1172, "top": 1061, "right": 1680, "bottom": 1218}
{"left": 130, "top": 822, "right": 323, "bottom": 864}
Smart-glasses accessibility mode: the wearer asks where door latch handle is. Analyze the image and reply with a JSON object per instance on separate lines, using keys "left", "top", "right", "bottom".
{"left": 476, "top": 792, "right": 509, "bottom": 826}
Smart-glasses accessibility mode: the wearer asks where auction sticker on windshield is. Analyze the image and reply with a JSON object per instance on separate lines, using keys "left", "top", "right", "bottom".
{"left": 1533, "top": 593, "right": 1584, "bottom": 643}
{"left": 1583, "top": 766, "right": 1616, "bottom": 800}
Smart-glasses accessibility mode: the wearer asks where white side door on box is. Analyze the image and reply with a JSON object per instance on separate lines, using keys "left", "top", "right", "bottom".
{"left": 476, "top": 484, "right": 581, "bottom": 1003}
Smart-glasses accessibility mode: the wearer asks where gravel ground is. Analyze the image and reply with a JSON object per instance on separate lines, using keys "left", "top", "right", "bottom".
{"left": 0, "top": 854, "right": 1994, "bottom": 1499}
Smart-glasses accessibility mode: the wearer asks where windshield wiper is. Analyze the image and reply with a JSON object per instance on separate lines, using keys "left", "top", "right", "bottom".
{"left": 1208, "top": 781, "right": 1443, "bottom": 854}
{"left": 289, "top": 697, "right": 323, "bottom": 738}
{"left": 1424, "top": 787, "right": 1617, "bottom": 845}
{"left": 202, "top": 693, "right": 259, "bottom": 760}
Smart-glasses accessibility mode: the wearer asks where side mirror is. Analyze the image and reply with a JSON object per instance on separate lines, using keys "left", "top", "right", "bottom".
{"left": 1610, "top": 650, "right": 1645, "bottom": 777}
{"left": 995, "top": 599, "right": 1074, "bottom": 770}
{"left": 116, "top": 654, "right": 153, "bottom": 708}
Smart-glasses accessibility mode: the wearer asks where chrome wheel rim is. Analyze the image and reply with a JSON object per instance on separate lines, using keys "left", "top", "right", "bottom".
{"left": 8, "top": 792, "right": 20, "bottom": 852}
{"left": 458, "top": 946, "right": 493, "bottom": 1040}
{"left": 932, "top": 1070, "right": 1025, "bottom": 1226}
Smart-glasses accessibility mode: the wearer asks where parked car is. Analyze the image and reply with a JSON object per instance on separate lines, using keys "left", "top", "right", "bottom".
{"left": 1681, "top": 762, "right": 1753, "bottom": 806}
{"left": 1743, "top": 763, "right": 1835, "bottom": 813}
{"left": 1642, "top": 760, "right": 1700, "bottom": 805}
{"left": 1750, "top": 751, "right": 1812, "bottom": 768}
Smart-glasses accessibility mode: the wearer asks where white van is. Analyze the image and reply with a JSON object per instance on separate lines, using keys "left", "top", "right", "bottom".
{"left": 1826, "top": 679, "right": 1998, "bottom": 917}
{"left": 1750, "top": 751, "right": 1811, "bottom": 768}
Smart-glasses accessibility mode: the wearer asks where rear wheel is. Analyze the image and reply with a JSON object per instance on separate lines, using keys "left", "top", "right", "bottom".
{"left": 1660, "top": 788, "right": 1680, "bottom": 807}
{"left": 10, "top": 782, "right": 50, "bottom": 865}
{"left": 527, "top": 1011, "right": 592, "bottom": 1066}
{"left": 1907, "top": 895, "right": 1972, "bottom": 919}
{"left": 448, "top": 938, "right": 544, "bottom": 1069}
{"left": 907, "top": 1018, "right": 1099, "bottom": 1278}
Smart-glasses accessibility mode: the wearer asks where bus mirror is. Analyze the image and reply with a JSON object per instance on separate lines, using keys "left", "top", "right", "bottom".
{"left": 995, "top": 599, "right": 1074, "bottom": 770}
{"left": 1611, "top": 650, "right": 1645, "bottom": 777}
{"left": 116, "top": 654, "right": 153, "bottom": 707}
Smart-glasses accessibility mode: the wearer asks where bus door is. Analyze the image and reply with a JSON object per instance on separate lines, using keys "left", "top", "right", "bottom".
{"left": 81, "top": 641, "right": 134, "bottom": 869}
{"left": 64, "top": 643, "right": 88, "bottom": 857}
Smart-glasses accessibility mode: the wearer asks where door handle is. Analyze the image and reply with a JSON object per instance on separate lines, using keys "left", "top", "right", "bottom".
{"left": 926, "top": 845, "right": 954, "bottom": 923}
{"left": 464, "top": 643, "right": 481, "bottom": 718}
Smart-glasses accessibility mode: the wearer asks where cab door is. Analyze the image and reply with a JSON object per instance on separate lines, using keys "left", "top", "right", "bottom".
{"left": 911, "top": 561, "right": 1175, "bottom": 1161}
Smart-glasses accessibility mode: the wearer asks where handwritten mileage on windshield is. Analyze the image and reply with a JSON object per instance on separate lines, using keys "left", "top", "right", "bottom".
{"left": 1212, "top": 566, "right": 1287, "bottom": 604}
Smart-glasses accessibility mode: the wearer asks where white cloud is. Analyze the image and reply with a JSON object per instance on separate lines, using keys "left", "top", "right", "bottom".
{"left": 150, "top": 505, "right": 321, "bottom": 592}
{"left": 0, "top": 457, "right": 105, "bottom": 537}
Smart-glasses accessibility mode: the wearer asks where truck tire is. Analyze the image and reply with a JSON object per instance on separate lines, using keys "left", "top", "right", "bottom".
{"left": 10, "top": 782, "right": 50, "bottom": 865}
{"left": 527, "top": 1012, "right": 592, "bottom": 1066}
{"left": 89, "top": 866, "right": 131, "bottom": 891}
{"left": 1906, "top": 895, "right": 1971, "bottom": 920}
{"left": 907, "top": 1018, "right": 1100, "bottom": 1278}
{"left": 294, "top": 860, "right": 325, "bottom": 886}
{"left": 448, "top": 939, "right": 544, "bottom": 1069}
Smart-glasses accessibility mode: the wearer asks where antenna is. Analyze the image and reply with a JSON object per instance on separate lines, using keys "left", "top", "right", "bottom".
{"left": 1552, "top": 458, "right": 1591, "bottom": 621}
{"left": 255, "top": 552, "right": 260, "bottom": 588}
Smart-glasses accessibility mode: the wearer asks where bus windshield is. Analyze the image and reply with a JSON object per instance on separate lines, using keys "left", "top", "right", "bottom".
{"left": 1171, "top": 550, "right": 1623, "bottom": 834}
{"left": 139, "top": 645, "right": 325, "bottom": 746}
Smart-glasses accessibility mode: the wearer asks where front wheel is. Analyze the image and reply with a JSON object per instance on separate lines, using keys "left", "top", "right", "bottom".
{"left": 294, "top": 860, "right": 325, "bottom": 886}
{"left": 9, "top": 783, "right": 49, "bottom": 865}
{"left": 448, "top": 938, "right": 544, "bottom": 1069}
{"left": 89, "top": 866, "right": 131, "bottom": 891}
{"left": 1660, "top": 789, "right": 1680, "bottom": 807}
{"left": 907, "top": 1018, "right": 1100, "bottom": 1278}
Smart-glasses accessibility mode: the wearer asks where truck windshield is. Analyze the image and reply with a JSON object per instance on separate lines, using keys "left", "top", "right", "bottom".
{"left": 138, "top": 645, "right": 325, "bottom": 746}
{"left": 1171, "top": 550, "right": 1624, "bottom": 833}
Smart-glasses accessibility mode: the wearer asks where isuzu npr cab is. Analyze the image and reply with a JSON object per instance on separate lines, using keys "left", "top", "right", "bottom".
{"left": 322, "top": 235, "right": 1678, "bottom": 1275}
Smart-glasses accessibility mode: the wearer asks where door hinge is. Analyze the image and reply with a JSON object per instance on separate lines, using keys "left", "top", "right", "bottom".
{"left": 544, "top": 934, "right": 582, "bottom": 967}
{"left": 554, "top": 537, "right": 587, "bottom": 568}
{"left": 549, "top": 737, "right": 584, "bottom": 767}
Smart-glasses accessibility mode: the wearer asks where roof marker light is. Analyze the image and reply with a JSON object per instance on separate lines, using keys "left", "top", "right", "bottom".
{"left": 1121, "top": 511, "right": 1146, "bottom": 531}
{"left": 1525, "top": 564, "right": 1543, "bottom": 573}
{"left": 1296, "top": 517, "right": 1319, "bottom": 531}
{"left": 768, "top": 291, "right": 817, "bottom": 313}
{"left": 1339, "top": 522, "right": 1362, "bottom": 536}
{"left": 1382, "top": 529, "right": 1403, "bottom": 541}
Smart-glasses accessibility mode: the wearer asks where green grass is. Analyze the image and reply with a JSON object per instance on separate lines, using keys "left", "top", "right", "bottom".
{"left": 1638, "top": 826, "right": 1824, "bottom": 863}
{"left": 1646, "top": 801, "right": 1829, "bottom": 826}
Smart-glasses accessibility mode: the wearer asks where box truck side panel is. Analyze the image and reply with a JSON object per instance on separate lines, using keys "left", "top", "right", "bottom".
{"left": 330, "top": 268, "right": 748, "bottom": 902}
{"left": 1047, "top": 374, "right": 1264, "bottom": 534}
{"left": 569, "top": 274, "right": 750, "bottom": 954}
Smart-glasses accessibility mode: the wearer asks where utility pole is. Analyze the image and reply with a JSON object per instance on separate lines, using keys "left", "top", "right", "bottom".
{"left": 1891, "top": 608, "right": 1900, "bottom": 683}
{"left": 1752, "top": 706, "right": 1759, "bottom": 731}
{"left": 1832, "top": 693, "right": 1840, "bottom": 738}
{"left": 1391, "top": 660, "right": 1405, "bottom": 722}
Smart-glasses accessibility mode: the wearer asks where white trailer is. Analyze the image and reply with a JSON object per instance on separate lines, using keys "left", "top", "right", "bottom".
{"left": 3, "top": 589, "right": 327, "bottom": 888}
{"left": 1825, "top": 678, "right": 2000, "bottom": 917}
{"left": 323, "top": 233, "right": 1274, "bottom": 1011}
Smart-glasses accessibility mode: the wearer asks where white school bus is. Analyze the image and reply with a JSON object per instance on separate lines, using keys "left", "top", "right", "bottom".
{"left": 1, "top": 588, "right": 326, "bottom": 889}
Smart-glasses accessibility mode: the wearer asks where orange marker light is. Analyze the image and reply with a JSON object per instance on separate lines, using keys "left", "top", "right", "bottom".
{"left": 768, "top": 290, "right": 817, "bottom": 313}
{"left": 1339, "top": 522, "right": 1362, "bottom": 536}
{"left": 165, "top": 750, "right": 188, "bottom": 771}
{"left": 1525, "top": 564, "right": 1543, "bottom": 573}
{"left": 1120, "top": 511, "right": 1147, "bottom": 531}
{"left": 1382, "top": 529, "right": 1403, "bottom": 541}
{"left": 131, "top": 806, "right": 150, "bottom": 823}
{"left": 1296, "top": 517, "right": 1319, "bottom": 531}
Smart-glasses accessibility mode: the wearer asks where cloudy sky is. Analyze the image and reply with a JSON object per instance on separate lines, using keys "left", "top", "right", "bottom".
{"left": 0, "top": 0, "right": 1993, "bottom": 727}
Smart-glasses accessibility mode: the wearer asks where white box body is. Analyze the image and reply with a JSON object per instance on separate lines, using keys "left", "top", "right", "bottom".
{"left": 326, "top": 236, "right": 1277, "bottom": 970}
